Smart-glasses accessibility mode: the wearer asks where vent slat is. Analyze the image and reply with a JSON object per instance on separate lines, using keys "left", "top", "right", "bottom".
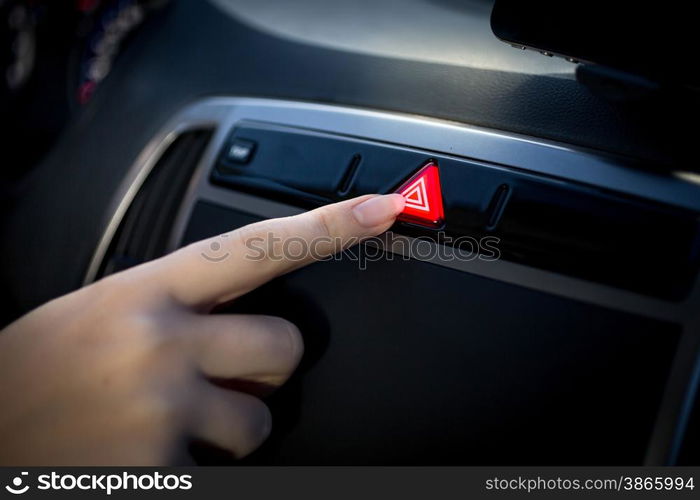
{"left": 99, "top": 129, "right": 213, "bottom": 278}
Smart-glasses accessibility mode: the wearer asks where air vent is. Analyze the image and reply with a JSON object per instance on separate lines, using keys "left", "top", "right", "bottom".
{"left": 98, "top": 129, "right": 213, "bottom": 278}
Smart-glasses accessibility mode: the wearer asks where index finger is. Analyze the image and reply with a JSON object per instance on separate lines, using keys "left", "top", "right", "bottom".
{"left": 157, "top": 194, "right": 405, "bottom": 310}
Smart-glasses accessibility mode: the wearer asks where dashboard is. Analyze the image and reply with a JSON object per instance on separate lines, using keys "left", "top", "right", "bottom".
{"left": 1, "top": 0, "right": 699, "bottom": 465}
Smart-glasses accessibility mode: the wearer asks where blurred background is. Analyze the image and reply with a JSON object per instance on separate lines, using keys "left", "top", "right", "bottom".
{"left": 1, "top": 0, "right": 170, "bottom": 185}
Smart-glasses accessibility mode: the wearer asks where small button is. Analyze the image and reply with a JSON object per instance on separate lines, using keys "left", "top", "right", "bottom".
{"left": 225, "top": 139, "right": 256, "bottom": 164}
{"left": 395, "top": 161, "right": 445, "bottom": 228}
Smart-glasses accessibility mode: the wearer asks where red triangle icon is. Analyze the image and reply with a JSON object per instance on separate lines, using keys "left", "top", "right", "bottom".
{"left": 395, "top": 162, "right": 444, "bottom": 228}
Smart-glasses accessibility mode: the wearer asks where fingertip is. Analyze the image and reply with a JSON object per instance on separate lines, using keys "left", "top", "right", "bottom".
{"left": 351, "top": 193, "right": 405, "bottom": 228}
{"left": 388, "top": 192, "right": 406, "bottom": 214}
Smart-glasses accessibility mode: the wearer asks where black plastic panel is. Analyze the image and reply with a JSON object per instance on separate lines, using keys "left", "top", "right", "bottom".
{"left": 213, "top": 123, "right": 423, "bottom": 205}
{"left": 212, "top": 123, "right": 700, "bottom": 301}
{"left": 677, "top": 371, "right": 700, "bottom": 465}
{"left": 182, "top": 201, "right": 681, "bottom": 465}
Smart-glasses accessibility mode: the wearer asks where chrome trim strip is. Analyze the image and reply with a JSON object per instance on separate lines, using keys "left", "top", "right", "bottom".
{"left": 82, "top": 128, "right": 182, "bottom": 285}
{"left": 172, "top": 98, "right": 700, "bottom": 210}
{"left": 82, "top": 104, "right": 225, "bottom": 285}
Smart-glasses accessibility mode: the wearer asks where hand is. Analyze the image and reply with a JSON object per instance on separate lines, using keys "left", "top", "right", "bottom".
{"left": 0, "top": 194, "right": 405, "bottom": 465}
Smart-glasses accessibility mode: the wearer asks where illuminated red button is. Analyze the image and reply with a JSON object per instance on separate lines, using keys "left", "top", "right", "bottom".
{"left": 395, "top": 161, "right": 444, "bottom": 228}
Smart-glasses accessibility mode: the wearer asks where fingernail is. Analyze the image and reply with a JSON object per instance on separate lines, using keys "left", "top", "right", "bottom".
{"left": 352, "top": 194, "right": 405, "bottom": 227}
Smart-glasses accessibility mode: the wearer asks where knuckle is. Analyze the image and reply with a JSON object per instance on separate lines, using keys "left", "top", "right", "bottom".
{"left": 91, "top": 271, "right": 145, "bottom": 307}
{"left": 117, "top": 314, "right": 169, "bottom": 356}
{"left": 134, "top": 393, "right": 188, "bottom": 436}
{"left": 231, "top": 224, "right": 253, "bottom": 252}
{"left": 126, "top": 312, "right": 162, "bottom": 337}
{"left": 231, "top": 219, "right": 282, "bottom": 263}
{"left": 314, "top": 209, "right": 334, "bottom": 239}
{"left": 106, "top": 312, "right": 189, "bottom": 376}
{"left": 235, "top": 219, "right": 275, "bottom": 245}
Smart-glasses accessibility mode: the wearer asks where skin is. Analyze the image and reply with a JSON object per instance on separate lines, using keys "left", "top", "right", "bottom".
{"left": 0, "top": 193, "right": 405, "bottom": 465}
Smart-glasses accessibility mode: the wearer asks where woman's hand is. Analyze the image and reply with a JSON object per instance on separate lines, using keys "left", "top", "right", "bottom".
{"left": 0, "top": 194, "right": 404, "bottom": 465}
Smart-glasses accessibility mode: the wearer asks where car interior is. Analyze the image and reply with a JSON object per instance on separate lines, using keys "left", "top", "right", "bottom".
{"left": 1, "top": 0, "right": 698, "bottom": 465}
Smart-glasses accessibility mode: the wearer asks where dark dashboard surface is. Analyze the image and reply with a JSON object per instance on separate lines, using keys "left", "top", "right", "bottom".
{"left": 183, "top": 202, "right": 680, "bottom": 465}
{"left": 1, "top": 0, "right": 699, "bottom": 466}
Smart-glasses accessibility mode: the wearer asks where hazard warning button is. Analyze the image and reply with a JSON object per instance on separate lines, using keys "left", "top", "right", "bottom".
{"left": 395, "top": 161, "right": 445, "bottom": 228}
